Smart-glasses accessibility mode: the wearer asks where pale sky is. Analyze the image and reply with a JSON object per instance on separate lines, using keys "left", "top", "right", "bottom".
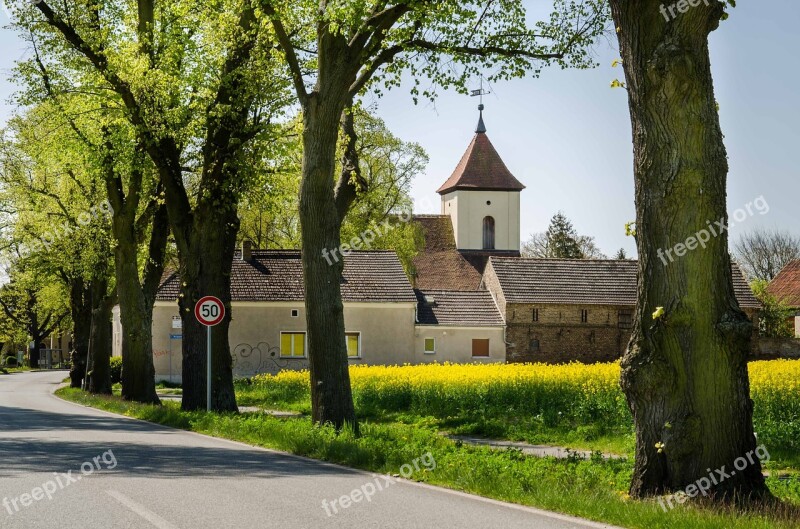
{"left": 1, "top": 1, "right": 797, "bottom": 259}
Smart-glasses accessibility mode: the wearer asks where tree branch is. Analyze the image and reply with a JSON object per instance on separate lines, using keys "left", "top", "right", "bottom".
{"left": 262, "top": 1, "right": 308, "bottom": 104}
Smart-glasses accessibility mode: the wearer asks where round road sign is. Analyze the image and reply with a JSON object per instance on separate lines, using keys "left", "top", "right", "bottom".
{"left": 195, "top": 296, "right": 225, "bottom": 327}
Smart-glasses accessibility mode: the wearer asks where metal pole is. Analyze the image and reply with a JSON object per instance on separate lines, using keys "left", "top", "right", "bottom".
{"left": 207, "top": 325, "right": 212, "bottom": 412}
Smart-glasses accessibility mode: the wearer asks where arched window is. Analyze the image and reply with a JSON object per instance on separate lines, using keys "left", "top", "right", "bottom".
{"left": 483, "top": 216, "right": 495, "bottom": 250}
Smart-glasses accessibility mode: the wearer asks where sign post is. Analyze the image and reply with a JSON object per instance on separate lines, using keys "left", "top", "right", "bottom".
{"left": 194, "top": 296, "right": 225, "bottom": 412}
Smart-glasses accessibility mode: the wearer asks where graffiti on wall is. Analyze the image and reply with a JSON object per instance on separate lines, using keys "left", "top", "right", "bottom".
{"left": 231, "top": 342, "right": 309, "bottom": 377}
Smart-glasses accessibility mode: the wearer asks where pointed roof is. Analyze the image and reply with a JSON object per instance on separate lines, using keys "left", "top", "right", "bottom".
{"left": 436, "top": 110, "right": 525, "bottom": 195}
{"left": 767, "top": 260, "right": 800, "bottom": 308}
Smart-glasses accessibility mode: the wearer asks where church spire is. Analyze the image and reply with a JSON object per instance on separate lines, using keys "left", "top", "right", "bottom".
{"left": 475, "top": 104, "right": 487, "bottom": 134}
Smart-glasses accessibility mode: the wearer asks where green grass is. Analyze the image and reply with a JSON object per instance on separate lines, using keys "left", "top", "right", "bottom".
{"left": 57, "top": 387, "right": 800, "bottom": 529}
{"left": 0, "top": 366, "right": 32, "bottom": 374}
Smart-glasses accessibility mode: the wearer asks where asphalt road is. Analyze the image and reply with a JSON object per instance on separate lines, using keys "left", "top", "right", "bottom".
{"left": 0, "top": 371, "right": 620, "bottom": 529}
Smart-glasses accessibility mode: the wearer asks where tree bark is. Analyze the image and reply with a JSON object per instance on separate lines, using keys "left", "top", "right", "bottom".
{"left": 175, "top": 205, "right": 239, "bottom": 412}
{"left": 297, "top": 37, "right": 359, "bottom": 429}
{"left": 69, "top": 279, "right": 91, "bottom": 388}
{"left": 87, "top": 278, "right": 113, "bottom": 395}
{"left": 609, "top": 0, "right": 768, "bottom": 500}
{"left": 105, "top": 158, "right": 168, "bottom": 405}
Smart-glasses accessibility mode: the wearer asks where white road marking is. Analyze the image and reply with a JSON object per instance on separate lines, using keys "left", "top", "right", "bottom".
{"left": 106, "top": 490, "right": 180, "bottom": 529}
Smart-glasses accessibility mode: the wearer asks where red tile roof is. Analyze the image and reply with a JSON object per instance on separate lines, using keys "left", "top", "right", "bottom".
{"left": 411, "top": 215, "right": 483, "bottom": 291}
{"left": 767, "top": 260, "right": 800, "bottom": 308}
{"left": 436, "top": 132, "right": 525, "bottom": 195}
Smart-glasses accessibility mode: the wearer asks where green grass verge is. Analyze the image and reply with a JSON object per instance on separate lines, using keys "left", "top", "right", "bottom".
{"left": 57, "top": 387, "right": 800, "bottom": 529}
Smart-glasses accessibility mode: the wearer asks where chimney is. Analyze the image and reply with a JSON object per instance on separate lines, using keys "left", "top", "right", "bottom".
{"left": 242, "top": 240, "right": 253, "bottom": 261}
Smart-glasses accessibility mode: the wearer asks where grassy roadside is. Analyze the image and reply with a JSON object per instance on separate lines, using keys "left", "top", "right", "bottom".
{"left": 57, "top": 388, "right": 800, "bottom": 529}
{"left": 1, "top": 366, "right": 32, "bottom": 374}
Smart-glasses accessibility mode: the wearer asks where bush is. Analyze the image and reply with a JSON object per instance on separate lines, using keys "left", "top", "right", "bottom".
{"left": 110, "top": 357, "right": 122, "bottom": 384}
{"left": 1, "top": 355, "right": 18, "bottom": 368}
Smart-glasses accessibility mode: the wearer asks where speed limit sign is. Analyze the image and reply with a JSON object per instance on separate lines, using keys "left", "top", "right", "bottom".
{"left": 195, "top": 296, "right": 225, "bottom": 327}
{"left": 195, "top": 296, "right": 225, "bottom": 412}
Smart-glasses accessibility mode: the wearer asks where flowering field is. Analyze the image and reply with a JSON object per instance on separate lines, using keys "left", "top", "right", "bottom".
{"left": 248, "top": 360, "right": 800, "bottom": 454}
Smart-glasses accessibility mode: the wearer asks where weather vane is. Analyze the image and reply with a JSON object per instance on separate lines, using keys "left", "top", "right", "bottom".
{"left": 470, "top": 76, "right": 490, "bottom": 108}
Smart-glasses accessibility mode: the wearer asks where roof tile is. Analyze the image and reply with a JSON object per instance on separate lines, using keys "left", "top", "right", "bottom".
{"left": 157, "top": 250, "right": 416, "bottom": 304}
{"left": 488, "top": 258, "right": 760, "bottom": 309}
{"left": 767, "top": 260, "right": 800, "bottom": 307}
{"left": 415, "top": 289, "right": 503, "bottom": 326}
{"left": 436, "top": 133, "right": 525, "bottom": 194}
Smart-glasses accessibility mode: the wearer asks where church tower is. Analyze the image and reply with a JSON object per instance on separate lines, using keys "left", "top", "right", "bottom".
{"left": 437, "top": 105, "right": 525, "bottom": 252}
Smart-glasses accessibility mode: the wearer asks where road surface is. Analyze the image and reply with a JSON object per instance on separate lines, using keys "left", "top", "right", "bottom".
{"left": 0, "top": 371, "right": 619, "bottom": 529}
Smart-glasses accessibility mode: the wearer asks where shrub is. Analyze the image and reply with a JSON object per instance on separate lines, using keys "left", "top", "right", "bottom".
{"left": 2, "top": 356, "right": 18, "bottom": 367}
{"left": 110, "top": 357, "right": 123, "bottom": 384}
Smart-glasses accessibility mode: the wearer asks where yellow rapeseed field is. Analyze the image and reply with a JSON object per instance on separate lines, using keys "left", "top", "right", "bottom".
{"left": 253, "top": 359, "right": 800, "bottom": 451}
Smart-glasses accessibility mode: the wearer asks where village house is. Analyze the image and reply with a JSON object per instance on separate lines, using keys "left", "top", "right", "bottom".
{"left": 767, "top": 259, "right": 800, "bottom": 337}
{"left": 111, "top": 107, "right": 762, "bottom": 379}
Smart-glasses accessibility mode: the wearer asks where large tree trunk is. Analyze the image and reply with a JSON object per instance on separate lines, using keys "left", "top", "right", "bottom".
{"left": 69, "top": 279, "right": 91, "bottom": 388}
{"left": 610, "top": 0, "right": 768, "bottom": 500}
{"left": 105, "top": 150, "right": 167, "bottom": 404}
{"left": 299, "top": 90, "right": 357, "bottom": 430}
{"left": 176, "top": 206, "right": 239, "bottom": 412}
{"left": 116, "top": 244, "right": 160, "bottom": 404}
{"left": 87, "top": 278, "right": 113, "bottom": 395}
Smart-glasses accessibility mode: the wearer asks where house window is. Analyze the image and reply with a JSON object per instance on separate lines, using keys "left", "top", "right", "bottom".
{"left": 482, "top": 216, "right": 495, "bottom": 250}
{"left": 291, "top": 309, "right": 299, "bottom": 318}
{"left": 532, "top": 309, "right": 539, "bottom": 322}
{"left": 346, "top": 332, "right": 361, "bottom": 358}
{"left": 424, "top": 338, "right": 436, "bottom": 354}
{"left": 472, "top": 338, "right": 490, "bottom": 357}
{"left": 581, "top": 309, "right": 589, "bottom": 323}
{"left": 530, "top": 339, "right": 540, "bottom": 352}
{"left": 280, "top": 332, "right": 306, "bottom": 358}
{"left": 618, "top": 309, "right": 633, "bottom": 329}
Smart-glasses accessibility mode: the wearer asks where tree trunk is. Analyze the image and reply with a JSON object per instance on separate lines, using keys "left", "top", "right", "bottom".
{"left": 87, "top": 278, "right": 113, "bottom": 395}
{"left": 69, "top": 278, "right": 91, "bottom": 388}
{"left": 176, "top": 205, "right": 239, "bottom": 412}
{"left": 110, "top": 194, "right": 167, "bottom": 405}
{"left": 609, "top": 0, "right": 768, "bottom": 500}
{"left": 299, "top": 92, "right": 358, "bottom": 430}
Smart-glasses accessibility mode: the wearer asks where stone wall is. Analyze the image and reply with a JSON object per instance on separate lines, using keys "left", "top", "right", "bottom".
{"left": 504, "top": 303, "right": 760, "bottom": 364}
{"left": 756, "top": 337, "right": 800, "bottom": 359}
{"left": 505, "top": 303, "right": 632, "bottom": 364}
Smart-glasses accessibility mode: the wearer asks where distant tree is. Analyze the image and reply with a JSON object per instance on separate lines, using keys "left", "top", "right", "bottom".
{"left": 545, "top": 213, "right": 583, "bottom": 259}
{"left": 522, "top": 215, "right": 606, "bottom": 259}
{"left": 734, "top": 228, "right": 800, "bottom": 282}
{"left": 614, "top": 248, "right": 628, "bottom": 260}
{"left": 0, "top": 268, "right": 67, "bottom": 368}
{"left": 521, "top": 232, "right": 550, "bottom": 258}
{"left": 751, "top": 280, "right": 794, "bottom": 338}
{"left": 577, "top": 235, "right": 607, "bottom": 259}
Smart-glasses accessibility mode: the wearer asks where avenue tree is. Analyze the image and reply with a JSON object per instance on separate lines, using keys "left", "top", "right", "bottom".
{"left": 609, "top": 0, "right": 769, "bottom": 500}
{"left": 20, "top": 0, "right": 291, "bottom": 410}
{"left": 263, "top": 0, "right": 607, "bottom": 428}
